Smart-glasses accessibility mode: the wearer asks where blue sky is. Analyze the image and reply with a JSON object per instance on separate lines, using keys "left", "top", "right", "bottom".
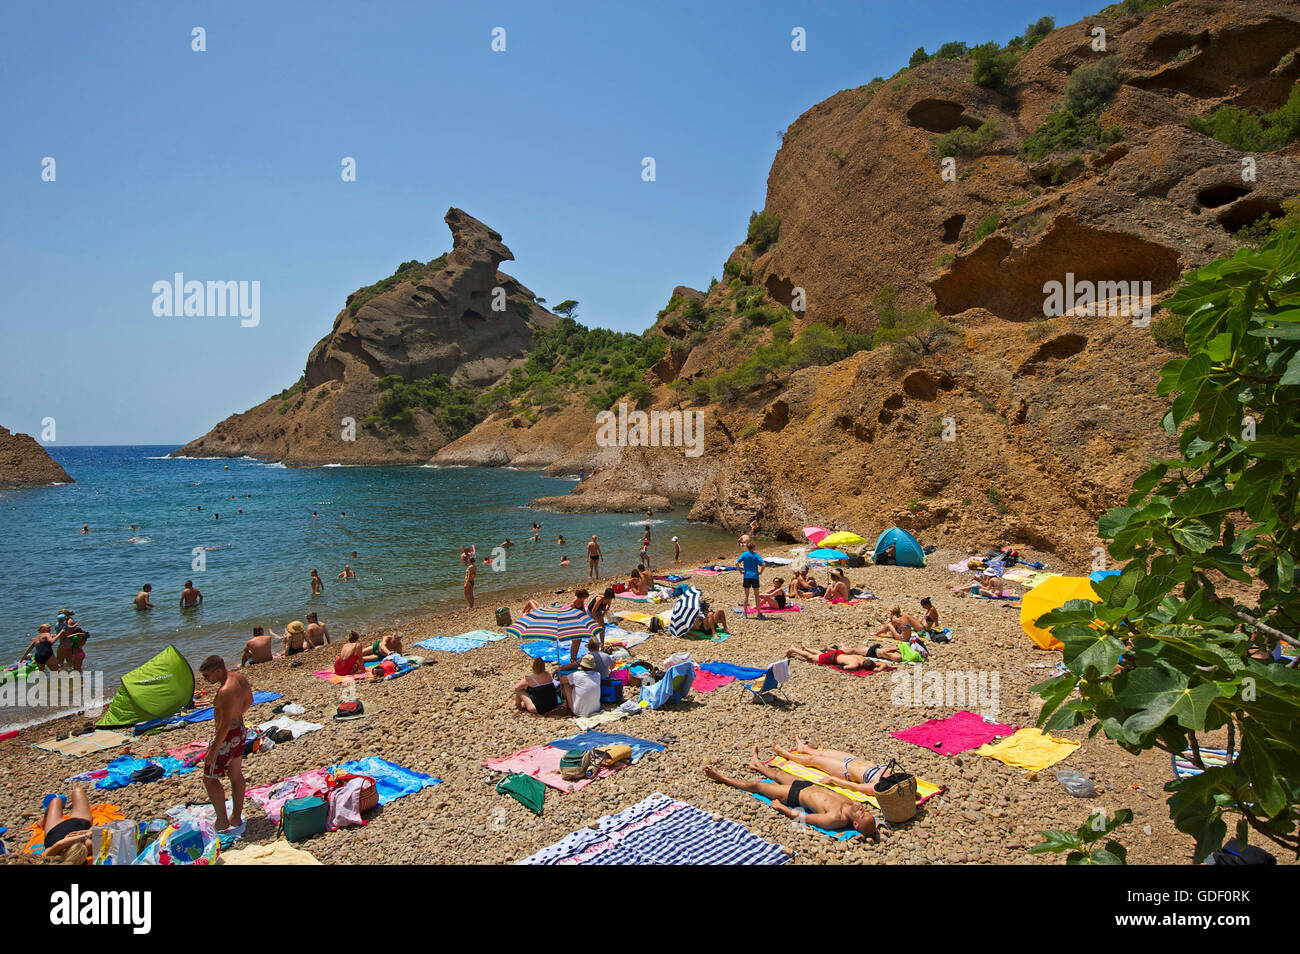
{"left": 0, "top": 0, "right": 1103, "bottom": 445}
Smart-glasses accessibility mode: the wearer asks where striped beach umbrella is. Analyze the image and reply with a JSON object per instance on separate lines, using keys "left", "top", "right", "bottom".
{"left": 668, "top": 588, "right": 703, "bottom": 639}
{"left": 506, "top": 604, "right": 602, "bottom": 645}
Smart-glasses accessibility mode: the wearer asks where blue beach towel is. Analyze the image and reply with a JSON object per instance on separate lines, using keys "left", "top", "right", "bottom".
{"left": 546, "top": 731, "right": 664, "bottom": 762}
{"left": 134, "top": 691, "right": 282, "bottom": 733}
{"left": 415, "top": 637, "right": 490, "bottom": 654}
{"left": 747, "top": 792, "right": 863, "bottom": 842}
{"left": 328, "top": 757, "right": 441, "bottom": 805}
{"left": 90, "top": 754, "right": 195, "bottom": 790}
{"left": 700, "top": 661, "right": 767, "bottom": 681}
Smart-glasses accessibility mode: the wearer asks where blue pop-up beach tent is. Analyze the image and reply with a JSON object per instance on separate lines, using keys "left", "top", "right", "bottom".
{"left": 873, "top": 528, "right": 925, "bottom": 567}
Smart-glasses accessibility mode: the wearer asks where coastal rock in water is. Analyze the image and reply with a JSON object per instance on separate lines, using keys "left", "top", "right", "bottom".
{"left": 0, "top": 426, "right": 72, "bottom": 488}
{"left": 172, "top": 209, "right": 556, "bottom": 466}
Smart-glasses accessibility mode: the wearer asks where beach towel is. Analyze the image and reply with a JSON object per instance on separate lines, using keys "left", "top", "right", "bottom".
{"left": 614, "top": 610, "right": 671, "bottom": 626}
{"left": 975, "top": 728, "right": 1079, "bottom": 771}
{"left": 456, "top": 629, "right": 508, "bottom": 642}
{"left": 258, "top": 715, "right": 324, "bottom": 740}
{"left": 134, "top": 691, "right": 281, "bottom": 732}
{"left": 738, "top": 605, "right": 802, "bottom": 614}
{"left": 87, "top": 753, "right": 194, "bottom": 790}
{"left": 700, "top": 661, "right": 768, "bottom": 681}
{"left": 617, "top": 591, "right": 669, "bottom": 603}
{"left": 24, "top": 802, "right": 125, "bottom": 855}
{"left": 1172, "top": 747, "right": 1232, "bottom": 780}
{"left": 498, "top": 773, "right": 547, "bottom": 815}
{"left": 1002, "top": 567, "right": 1038, "bottom": 585}
{"left": 948, "top": 561, "right": 975, "bottom": 572}
{"left": 760, "top": 557, "right": 793, "bottom": 566}
{"left": 165, "top": 739, "right": 210, "bottom": 765}
{"left": 219, "top": 841, "right": 323, "bottom": 865}
{"left": 520, "top": 793, "right": 789, "bottom": 865}
{"left": 825, "top": 661, "right": 893, "bottom": 678}
{"left": 571, "top": 706, "right": 639, "bottom": 730}
{"left": 314, "top": 658, "right": 417, "bottom": 682}
{"left": 484, "top": 744, "right": 616, "bottom": 793}
{"left": 33, "top": 729, "right": 132, "bottom": 758}
{"left": 826, "top": 598, "right": 871, "bottom": 605}
{"left": 547, "top": 731, "right": 664, "bottom": 761}
{"left": 328, "top": 757, "right": 441, "bottom": 805}
{"left": 767, "top": 756, "right": 945, "bottom": 810}
{"left": 519, "top": 640, "right": 580, "bottom": 663}
{"left": 691, "top": 668, "right": 736, "bottom": 693}
{"left": 687, "top": 568, "right": 722, "bottom": 575}
{"left": 678, "top": 629, "right": 729, "bottom": 642}
{"left": 747, "top": 791, "right": 860, "bottom": 842}
{"left": 415, "top": 636, "right": 492, "bottom": 654}
{"left": 891, "top": 710, "right": 1019, "bottom": 755}
{"left": 602, "top": 624, "right": 650, "bottom": 650}
{"left": 246, "top": 768, "right": 332, "bottom": 823}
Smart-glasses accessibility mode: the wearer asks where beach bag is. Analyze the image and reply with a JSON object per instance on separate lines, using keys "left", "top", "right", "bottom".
{"left": 600, "top": 678, "right": 624, "bottom": 706}
{"left": 583, "top": 745, "right": 632, "bottom": 775}
{"left": 281, "top": 796, "right": 328, "bottom": 842}
{"left": 873, "top": 759, "right": 918, "bottom": 824}
{"left": 495, "top": 607, "right": 512, "bottom": 626}
{"left": 326, "top": 777, "right": 368, "bottom": 830}
{"left": 330, "top": 771, "right": 379, "bottom": 814}
{"left": 91, "top": 819, "right": 139, "bottom": 866}
{"left": 559, "top": 749, "right": 589, "bottom": 782}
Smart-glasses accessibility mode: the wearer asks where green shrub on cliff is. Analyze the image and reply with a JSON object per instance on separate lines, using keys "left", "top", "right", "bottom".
{"left": 932, "top": 119, "right": 1002, "bottom": 158}
{"left": 1023, "top": 55, "right": 1124, "bottom": 161}
{"left": 1188, "top": 83, "right": 1300, "bottom": 153}
{"left": 747, "top": 209, "right": 781, "bottom": 254}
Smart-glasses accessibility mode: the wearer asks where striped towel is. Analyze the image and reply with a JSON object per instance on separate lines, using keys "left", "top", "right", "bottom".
{"left": 1172, "top": 747, "right": 1231, "bottom": 779}
{"left": 519, "top": 793, "right": 789, "bottom": 865}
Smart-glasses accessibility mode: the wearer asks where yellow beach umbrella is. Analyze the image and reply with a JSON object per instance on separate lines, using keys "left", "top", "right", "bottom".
{"left": 1020, "top": 576, "right": 1100, "bottom": 650}
{"left": 819, "top": 531, "right": 866, "bottom": 548}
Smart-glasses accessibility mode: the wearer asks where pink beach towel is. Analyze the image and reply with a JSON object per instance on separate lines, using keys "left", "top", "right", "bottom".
{"left": 165, "top": 739, "right": 209, "bottom": 766}
{"left": 691, "top": 668, "right": 736, "bottom": 693}
{"left": 246, "top": 768, "right": 332, "bottom": 822}
{"left": 687, "top": 568, "right": 722, "bottom": 575}
{"left": 741, "top": 604, "right": 802, "bottom": 614}
{"left": 484, "top": 745, "right": 620, "bottom": 794}
{"left": 826, "top": 662, "right": 894, "bottom": 678}
{"left": 891, "top": 710, "right": 1019, "bottom": 755}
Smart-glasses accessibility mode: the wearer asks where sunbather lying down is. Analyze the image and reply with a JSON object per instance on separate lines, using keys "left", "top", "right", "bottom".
{"left": 786, "top": 642, "right": 903, "bottom": 669}
{"left": 769, "top": 740, "right": 889, "bottom": 794}
{"left": 704, "top": 747, "right": 878, "bottom": 839}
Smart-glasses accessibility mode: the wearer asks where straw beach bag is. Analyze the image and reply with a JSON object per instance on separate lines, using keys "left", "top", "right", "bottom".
{"left": 873, "top": 759, "right": 918, "bottom": 824}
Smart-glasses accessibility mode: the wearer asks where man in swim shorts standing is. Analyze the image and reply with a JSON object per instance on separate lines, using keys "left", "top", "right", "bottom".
{"left": 199, "top": 655, "right": 252, "bottom": 838}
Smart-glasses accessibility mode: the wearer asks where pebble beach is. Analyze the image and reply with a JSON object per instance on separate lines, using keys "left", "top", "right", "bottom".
{"left": 0, "top": 541, "right": 1244, "bottom": 865}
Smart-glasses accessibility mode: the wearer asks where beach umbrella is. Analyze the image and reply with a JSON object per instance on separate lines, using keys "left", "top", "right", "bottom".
{"left": 803, "top": 526, "right": 829, "bottom": 544}
{"left": 506, "top": 604, "right": 602, "bottom": 645}
{"left": 668, "top": 588, "right": 703, "bottom": 639}
{"left": 1020, "top": 576, "right": 1100, "bottom": 650}
{"left": 808, "top": 548, "right": 849, "bottom": 561}
{"left": 820, "top": 531, "right": 866, "bottom": 548}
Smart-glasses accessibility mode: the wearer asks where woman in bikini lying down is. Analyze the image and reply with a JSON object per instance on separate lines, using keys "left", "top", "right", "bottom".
{"left": 768, "top": 739, "right": 890, "bottom": 795}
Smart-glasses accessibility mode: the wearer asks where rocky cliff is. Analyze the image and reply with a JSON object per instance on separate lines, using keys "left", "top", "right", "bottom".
{"left": 173, "top": 209, "right": 556, "bottom": 465}
{"left": 439, "top": 0, "right": 1300, "bottom": 563}
{"left": 0, "top": 427, "right": 72, "bottom": 488}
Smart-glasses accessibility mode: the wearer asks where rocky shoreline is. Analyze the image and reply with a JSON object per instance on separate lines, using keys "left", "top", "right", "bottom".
{"left": 0, "top": 540, "right": 1247, "bottom": 866}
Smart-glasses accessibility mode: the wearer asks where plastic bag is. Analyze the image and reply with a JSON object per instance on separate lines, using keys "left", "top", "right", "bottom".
{"left": 92, "top": 819, "right": 139, "bottom": 865}
{"left": 1055, "top": 769, "right": 1095, "bottom": 797}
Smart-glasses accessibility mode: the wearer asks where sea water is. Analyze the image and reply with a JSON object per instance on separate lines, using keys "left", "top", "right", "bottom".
{"left": 0, "top": 446, "right": 738, "bottom": 729}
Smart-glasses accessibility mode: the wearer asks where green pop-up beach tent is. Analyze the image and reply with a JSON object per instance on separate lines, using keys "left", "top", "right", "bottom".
{"left": 97, "top": 644, "right": 195, "bottom": 728}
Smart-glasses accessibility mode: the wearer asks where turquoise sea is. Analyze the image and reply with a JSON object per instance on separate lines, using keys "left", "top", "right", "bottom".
{"left": 0, "top": 446, "right": 738, "bottom": 729}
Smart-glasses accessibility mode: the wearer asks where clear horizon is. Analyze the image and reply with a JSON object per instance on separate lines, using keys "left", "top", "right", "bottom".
{"left": 1, "top": 0, "right": 1103, "bottom": 445}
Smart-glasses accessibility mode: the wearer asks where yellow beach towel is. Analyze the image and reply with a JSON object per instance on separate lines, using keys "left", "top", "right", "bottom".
{"left": 767, "top": 757, "right": 944, "bottom": 809}
{"left": 975, "top": 728, "right": 1079, "bottom": 771}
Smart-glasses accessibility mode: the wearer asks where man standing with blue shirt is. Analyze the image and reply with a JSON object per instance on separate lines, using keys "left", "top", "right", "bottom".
{"left": 737, "top": 541, "right": 765, "bottom": 619}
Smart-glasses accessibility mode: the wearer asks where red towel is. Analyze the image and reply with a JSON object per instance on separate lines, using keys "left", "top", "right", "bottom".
{"left": 691, "top": 668, "right": 736, "bottom": 693}
{"left": 891, "top": 710, "right": 1019, "bottom": 754}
